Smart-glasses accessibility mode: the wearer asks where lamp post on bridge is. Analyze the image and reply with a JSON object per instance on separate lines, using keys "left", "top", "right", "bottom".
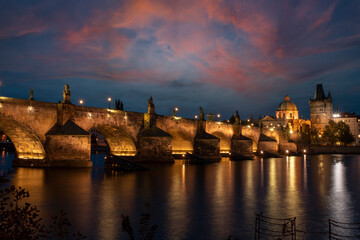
{"left": 108, "top": 97, "right": 112, "bottom": 109}
{"left": 173, "top": 107, "right": 179, "bottom": 117}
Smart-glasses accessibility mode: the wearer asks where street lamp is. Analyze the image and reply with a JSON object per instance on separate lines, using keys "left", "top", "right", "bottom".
{"left": 79, "top": 99, "right": 84, "bottom": 106}
{"left": 194, "top": 115, "right": 198, "bottom": 119}
{"left": 173, "top": 107, "right": 179, "bottom": 117}
{"left": 217, "top": 113, "right": 221, "bottom": 120}
{"left": 108, "top": 97, "right": 112, "bottom": 109}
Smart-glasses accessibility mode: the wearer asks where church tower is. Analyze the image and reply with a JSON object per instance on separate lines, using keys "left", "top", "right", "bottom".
{"left": 309, "top": 84, "right": 333, "bottom": 132}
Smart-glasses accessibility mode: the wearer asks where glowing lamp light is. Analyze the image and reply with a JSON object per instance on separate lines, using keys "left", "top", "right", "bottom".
{"left": 28, "top": 106, "right": 33, "bottom": 112}
{"left": 107, "top": 97, "right": 112, "bottom": 109}
{"left": 260, "top": 151, "right": 264, "bottom": 154}
{"left": 290, "top": 130, "right": 293, "bottom": 134}
{"left": 217, "top": 114, "right": 221, "bottom": 118}
{"left": 194, "top": 115, "right": 198, "bottom": 119}
{"left": 175, "top": 107, "right": 179, "bottom": 111}
{"left": 79, "top": 99, "right": 84, "bottom": 105}
{"left": 247, "top": 125, "right": 251, "bottom": 128}
{"left": 333, "top": 114, "right": 340, "bottom": 118}
{"left": 286, "top": 150, "right": 289, "bottom": 154}
{"left": 303, "top": 149, "right": 307, "bottom": 153}
{"left": 182, "top": 154, "right": 185, "bottom": 157}
{"left": 319, "top": 134, "right": 322, "bottom": 138}
{"left": 270, "top": 128, "right": 274, "bottom": 131}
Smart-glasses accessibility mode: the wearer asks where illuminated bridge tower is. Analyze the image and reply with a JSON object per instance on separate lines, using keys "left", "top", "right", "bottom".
{"left": 309, "top": 84, "right": 333, "bottom": 132}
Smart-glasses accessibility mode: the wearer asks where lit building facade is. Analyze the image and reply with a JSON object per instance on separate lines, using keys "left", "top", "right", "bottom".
{"left": 276, "top": 95, "right": 299, "bottom": 120}
{"left": 333, "top": 112, "right": 360, "bottom": 146}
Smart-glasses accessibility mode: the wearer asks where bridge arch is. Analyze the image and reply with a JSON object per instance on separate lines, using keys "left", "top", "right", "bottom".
{"left": 211, "top": 131, "right": 231, "bottom": 153}
{"left": 94, "top": 125, "right": 136, "bottom": 156}
{"left": 0, "top": 117, "right": 45, "bottom": 160}
{"left": 166, "top": 128, "right": 193, "bottom": 154}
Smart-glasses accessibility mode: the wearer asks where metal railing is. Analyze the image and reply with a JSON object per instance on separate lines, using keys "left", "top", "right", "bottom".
{"left": 255, "top": 213, "right": 296, "bottom": 240}
{"left": 329, "top": 219, "right": 360, "bottom": 239}
{"left": 254, "top": 213, "right": 360, "bottom": 239}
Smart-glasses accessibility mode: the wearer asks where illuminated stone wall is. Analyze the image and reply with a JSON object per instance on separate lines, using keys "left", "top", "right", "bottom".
{"left": 0, "top": 117, "right": 45, "bottom": 160}
{"left": 96, "top": 125, "right": 136, "bottom": 156}
{"left": 210, "top": 131, "right": 231, "bottom": 152}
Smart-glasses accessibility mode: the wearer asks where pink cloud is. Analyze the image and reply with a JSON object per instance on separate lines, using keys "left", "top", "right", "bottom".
{"left": 0, "top": 7, "right": 48, "bottom": 39}
{"left": 309, "top": 1, "right": 337, "bottom": 31}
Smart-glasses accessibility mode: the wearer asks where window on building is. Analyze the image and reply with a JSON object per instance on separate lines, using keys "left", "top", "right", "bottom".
{"left": 283, "top": 113, "right": 285, "bottom": 118}
{"left": 290, "top": 113, "right": 293, "bottom": 118}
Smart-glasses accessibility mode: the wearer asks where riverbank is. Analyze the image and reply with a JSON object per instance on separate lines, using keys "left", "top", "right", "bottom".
{"left": 310, "top": 146, "right": 360, "bottom": 154}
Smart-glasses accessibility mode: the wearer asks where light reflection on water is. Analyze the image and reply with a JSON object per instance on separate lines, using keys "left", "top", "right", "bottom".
{"left": 1, "top": 153, "right": 360, "bottom": 239}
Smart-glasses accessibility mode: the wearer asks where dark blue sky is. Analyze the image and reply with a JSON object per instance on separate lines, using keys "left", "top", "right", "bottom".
{"left": 0, "top": 0, "right": 359, "bottom": 119}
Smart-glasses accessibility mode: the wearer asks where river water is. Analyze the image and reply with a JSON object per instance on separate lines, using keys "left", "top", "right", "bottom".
{"left": 1, "top": 151, "right": 360, "bottom": 239}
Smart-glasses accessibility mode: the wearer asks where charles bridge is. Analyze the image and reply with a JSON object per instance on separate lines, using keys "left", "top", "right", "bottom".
{"left": 0, "top": 85, "right": 296, "bottom": 167}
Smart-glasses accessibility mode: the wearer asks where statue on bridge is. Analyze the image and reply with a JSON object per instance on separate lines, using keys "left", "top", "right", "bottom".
{"left": 148, "top": 96, "right": 155, "bottom": 114}
{"left": 62, "top": 84, "right": 71, "bottom": 104}
{"left": 199, "top": 107, "right": 204, "bottom": 121}
{"left": 28, "top": 88, "right": 34, "bottom": 100}
{"left": 235, "top": 111, "right": 240, "bottom": 125}
{"left": 233, "top": 110, "right": 241, "bottom": 136}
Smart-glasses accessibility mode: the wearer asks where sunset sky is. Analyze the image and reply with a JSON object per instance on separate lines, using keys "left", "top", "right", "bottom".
{"left": 1, "top": 0, "right": 359, "bottom": 119}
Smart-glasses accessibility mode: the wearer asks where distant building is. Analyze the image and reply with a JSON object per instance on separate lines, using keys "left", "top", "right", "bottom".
{"left": 333, "top": 112, "right": 360, "bottom": 146}
{"left": 276, "top": 95, "right": 299, "bottom": 120}
{"left": 261, "top": 115, "right": 283, "bottom": 129}
{"left": 309, "top": 84, "right": 333, "bottom": 132}
{"left": 261, "top": 94, "right": 303, "bottom": 132}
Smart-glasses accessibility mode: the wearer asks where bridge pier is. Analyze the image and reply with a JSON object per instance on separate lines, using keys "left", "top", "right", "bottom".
{"left": 193, "top": 133, "right": 221, "bottom": 161}
{"left": 135, "top": 97, "right": 174, "bottom": 162}
{"left": 258, "top": 134, "right": 278, "bottom": 153}
{"left": 279, "top": 142, "right": 297, "bottom": 154}
{"left": 44, "top": 120, "right": 92, "bottom": 167}
{"left": 136, "top": 126, "right": 173, "bottom": 162}
{"left": 231, "top": 135, "right": 253, "bottom": 156}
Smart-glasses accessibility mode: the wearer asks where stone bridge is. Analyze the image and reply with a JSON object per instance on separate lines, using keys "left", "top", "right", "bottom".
{"left": 0, "top": 86, "right": 290, "bottom": 167}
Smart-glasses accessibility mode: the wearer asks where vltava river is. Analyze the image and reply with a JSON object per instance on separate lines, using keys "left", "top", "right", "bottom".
{"left": 1, "top": 152, "right": 360, "bottom": 239}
